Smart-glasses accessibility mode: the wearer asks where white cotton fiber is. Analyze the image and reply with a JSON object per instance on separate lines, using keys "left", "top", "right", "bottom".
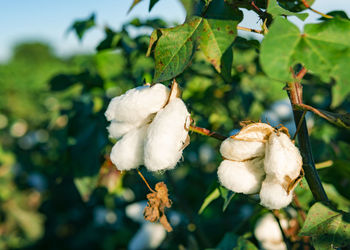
{"left": 105, "top": 84, "right": 170, "bottom": 123}
{"left": 264, "top": 132, "right": 302, "bottom": 182}
{"left": 220, "top": 138, "right": 266, "bottom": 161}
{"left": 110, "top": 125, "right": 148, "bottom": 171}
{"left": 259, "top": 176, "right": 293, "bottom": 210}
{"left": 217, "top": 159, "right": 265, "bottom": 194}
{"left": 128, "top": 222, "right": 166, "bottom": 250}
{"left": 107, "top": 121, "right": 137, "bottom": 139}
{"left": 254, "top": 213, "right": 287, "bottom": 250}
{"left": 144, "top": 98, "right": 190, "bottom": 171}
{"left": 234, "top": 123, "right": 274, "bottom": 141}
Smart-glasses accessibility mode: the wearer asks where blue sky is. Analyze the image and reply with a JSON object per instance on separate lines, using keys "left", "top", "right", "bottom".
{"left": 0, "top": 0, "right": 349, "bottom": 62}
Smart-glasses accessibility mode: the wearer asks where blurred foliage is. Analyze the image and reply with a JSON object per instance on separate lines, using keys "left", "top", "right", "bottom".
{"left": 1, "top": 0, "right": 350, "bottom": 249}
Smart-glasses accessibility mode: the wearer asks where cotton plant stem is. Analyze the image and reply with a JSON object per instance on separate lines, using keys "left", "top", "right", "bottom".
{"left": 136, "top": 169, "right": 155, "bottom": 193}
{"left": 301, "top": 0, "right": 333, "bottom": 19}
{"left": 287, "top": 68, "right": 328, "bottom": 202}
{"left": 189, "top": 125, "right": 226, "bottom": 141}
{"left": 237, "top": 26, "right": 263, "bottom": 34}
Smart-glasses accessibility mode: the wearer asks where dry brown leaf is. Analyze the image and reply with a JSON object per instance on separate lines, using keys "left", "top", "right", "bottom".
{"left": 144, "top": 182, "right": 173, "bottom": 232}
{"left": 232, "top": 122, "right": 274, "bottom": 142}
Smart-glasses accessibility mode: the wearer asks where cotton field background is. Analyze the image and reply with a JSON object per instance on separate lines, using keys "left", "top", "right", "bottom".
{"left": 1, "top": 0, "right": 350, "bottom": 249}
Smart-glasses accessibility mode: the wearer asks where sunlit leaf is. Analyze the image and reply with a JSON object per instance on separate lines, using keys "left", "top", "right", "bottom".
{"left": 198, "top": 187, "right": 220, "bottom": 214}
{"left": 267, "top": 0, "right": 308, "bottom": 20}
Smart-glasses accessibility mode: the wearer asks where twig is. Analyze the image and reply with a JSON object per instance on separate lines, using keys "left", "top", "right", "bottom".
{"left": 136, "top": 169, "right": 155, "bottom": 193}
{"left": 301, "top": 0, "right": 333, "bottom": 19}
{"left": 272, "top": 211, "right": 291, "bottom": 250}
{"left": 287, "top": 67, "right": 329, "bottom": 202}
{"left": 237, "top": 26, "right": 263, "bottom": 34}
{"left": 189, "top": 125, "right": 226, "bottom": 141}
{"left": 292, "top": 111, "right": 306, "bottom": 141}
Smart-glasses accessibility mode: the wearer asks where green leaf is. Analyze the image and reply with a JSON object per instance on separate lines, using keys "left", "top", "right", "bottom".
{"left": 69, "top": 13, "right": 96, "bottom": 40}
{"left": 219, "top": 186, "right": 235, "bottom": 212}
{"left": 278, "top": 0, "right": 315, "bottom": 12}
{"left": 146, "top": 29, "right": 161, "bottom": 56}
{"left": 128, "top": 0, "right": 143, "bottom": 13}
{"left": 217, "top": 232, "right": 258, "bottom": 250}
{"left": 198, "top": 18, "right": 237, "bottom": 72}
{"left": 267, "top": 0, "right": 308, "bottom": 20}
{"left": 299, "top": 202, "right": 350, "bottom": 249}
{"left": 260, "top": 17, "right": 300, "bottom": 82}
{"left": 149, "top": 0, "right": 159, "bottom": 11}
{"left": 153, "top": 16, "right": 202, "bottom": 82}
{"left": 198, "top": 187, "right": 220, "bottom": 214}
{"left": 96, "top": 28, "right": 121, "bottom": 51}
{"left": 260, "top": 17, "right": 350, "bottom": 106}
{"left": 74, "top": 176, "right": 99, "bottom": 202}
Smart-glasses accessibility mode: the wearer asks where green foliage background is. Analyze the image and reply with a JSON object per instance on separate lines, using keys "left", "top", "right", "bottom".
{"left": 1, "top": 0, "right": 350, "bottom": 249}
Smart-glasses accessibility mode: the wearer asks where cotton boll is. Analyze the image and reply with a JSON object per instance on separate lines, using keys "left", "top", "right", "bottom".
{"left": 110, "top": 125, "right": 148, "bottom": 171}
{"left": 217, "top": 159, "right": 265, "bottom": 194}
{"left": 105, "top": 84, "right": 170, "bottom": 123}
{"left": 264, "top": 132, "right": 302, "bottom": 182}
{"left": 259, "top": 176, "right": 293, "bottom": 209}
{"left": 254, "top": 213, "right": 287, "bottom": 250}
{"left": 144, "top": 98, "right": 190, "bottom": 171}
{"left": 220, "top": 137, "right": 266, "bottom": 161}
{"left": 107, "top": 121, "right": 136, "bottom": 139}
{"left": 128, "top": 222, "right": 166, "bottom": 250}
{"left": 234, "top": 123, "right": 274, "bottom": 141}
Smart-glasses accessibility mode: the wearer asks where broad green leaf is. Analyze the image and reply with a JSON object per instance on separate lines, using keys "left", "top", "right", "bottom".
{"left": 199, "top": 19, "right": 237, "bottom": 72}
{"left": 260, "top": 17, "right": 350, "bottom": 106}
{"left": 146, "top": 29, "right": 161, "bottom": 56}
{"left": 69, "top": 13, "right": 96, "bottom": 40}
{"left": 260, "top": 17, "right": 300, "bottom": 82}
{"left": 153, "top": 17, "right": 202, "bottom": 82}
{"left": 96, "top": 28, "right": 121, "bottom": 51}
{"left": 267, "top": 0, "right": 308, "bottom": 20}
{"left": 198, "top": 187, "right": 220, "bottom": 214}
{"left": 219, "top": 186, "right": 235, "bottom": 211}
{"left": 278, "top": 0, "right": 314, "bottom": 12}
{"left": 299, "top": 202, "right": 350, "bottom": 249}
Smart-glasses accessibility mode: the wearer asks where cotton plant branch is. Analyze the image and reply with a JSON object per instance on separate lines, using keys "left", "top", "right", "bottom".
{"left": 237, "top": 26, "right": 263, "bottom": 34}
{"left": 189, "top": 124, "right": 227, "bottom": 141}
{"left": 286, "top": 67, "right": 328, "bottom": 202}
{"left": 301, "top": 0, "right": 333, "bottom": 19}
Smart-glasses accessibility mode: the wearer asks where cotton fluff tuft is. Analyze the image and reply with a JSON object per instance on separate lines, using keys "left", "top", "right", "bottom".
{"left": 144, "top": 98, "right": 190, "bottom": 171}
{"left": 254, "top": 213, "right": 287, "bottom": 250}
{"left": 264, "top": 132, "right": 302, "bottom": 182}
{"left": 220, "top": 138, "right": 265, "bottom": 161}
{"left": 110, "top": 125, "right": 148, "bottom": 171}
{"left": 105, "top": 84, "right": 170, "bottom": 123}
{"left": 259, "top": 176, "right": 293, "bottom": 210}
{"left": 217, "top": 159, "right": 265, "bottom": 194}
{"left": 107, "top": 121, "right": 139, "bottom": 139}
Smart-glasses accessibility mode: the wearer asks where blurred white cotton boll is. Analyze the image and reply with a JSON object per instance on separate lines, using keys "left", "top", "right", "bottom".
{"left": 259, "top": 176, "right": 293, "bottom": 210}
{"left": 126, "top": 201, "right": 148, "bottom": 223}
{"left": 220, "top": 138, "right": 265, "bottom": 161}
{"left": 105, "top": 84, "right": 170, "bottom": 123}
{"left": 128, "top": 223, "right": 166, "bottom": 250}
{"left": 271, "top": 99, "right": 293, "bottom": 121}
{"left": 110, "top": 125, "right": 148, "bottom": 171}
{"left": 144, "top": 98, "right": 190, "bottom": 171}
{"left": 254, "top": 213, "right": 287, "bottom": 250}
{"left": 217, "top": 159, "right": 265, "bottom": 194}
{"left": 264, "top": 132, "right": 302, "bottom": 182}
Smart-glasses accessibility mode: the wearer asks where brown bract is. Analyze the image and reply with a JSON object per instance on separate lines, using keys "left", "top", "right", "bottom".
{"left": 143, "top": 182, "right": 173, "bottom": 232}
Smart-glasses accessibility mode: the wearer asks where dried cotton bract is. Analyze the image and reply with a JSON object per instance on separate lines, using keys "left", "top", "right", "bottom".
{"left": 217, "top": 122, "right": 303, "bottom": 210}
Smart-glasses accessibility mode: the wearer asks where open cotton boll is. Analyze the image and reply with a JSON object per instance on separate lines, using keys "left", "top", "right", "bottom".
{"left": 264, "top": 132, "right": 302, "bottom": 182}
{"left": 107, "top": 121, "right": 137, "bottom": 139}
{"left": 110, "top": 125, "right": 148, "bottom": 171}
{"left": 259, "top": 176, "right": 293, "bottom": 209}
{"left": 217, "top": 159, "right": 265, "bottom": 194}
{"left": 254, "top": 213, "right": 287, "bottom": 250}
{"left": 234, "top": 123, "right": 274, "bottom": 141}
{"left": 220, "top": 137, "right": 266, "bottom": 161}
{"left": 144, "top": 98, "right": 190, "bottom": 171}
{"left": 105, "top": 84, "right": 170, "bottom": 123}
